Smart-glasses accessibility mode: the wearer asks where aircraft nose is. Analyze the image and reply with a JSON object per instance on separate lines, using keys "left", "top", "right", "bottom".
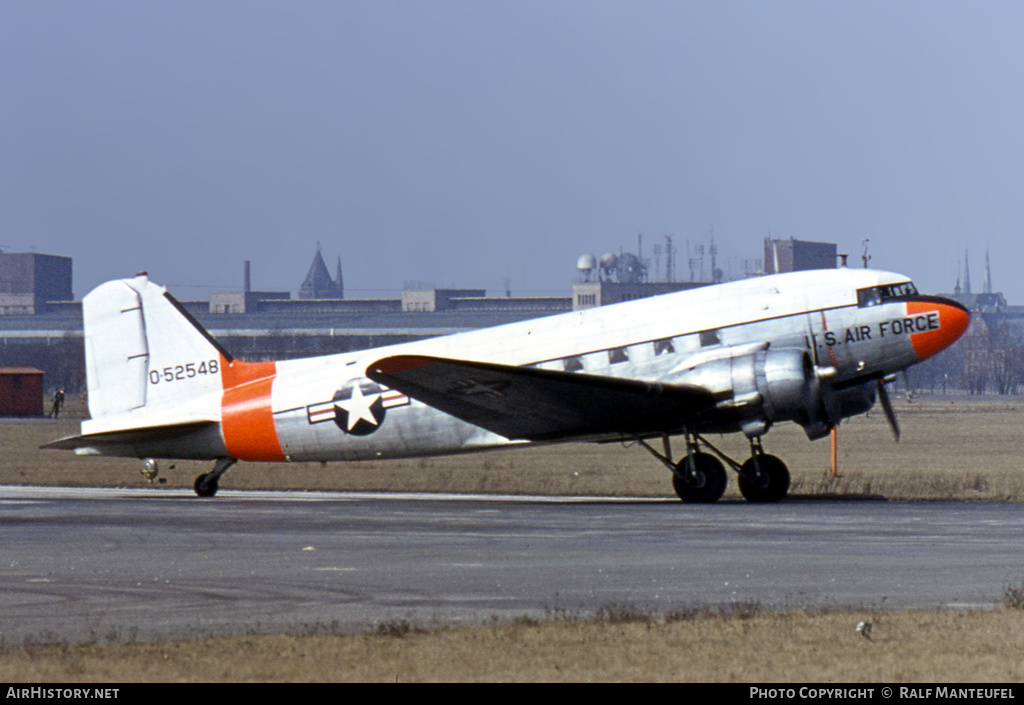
{"left": 906, "top": 297, "right": 971, "bottom": 361}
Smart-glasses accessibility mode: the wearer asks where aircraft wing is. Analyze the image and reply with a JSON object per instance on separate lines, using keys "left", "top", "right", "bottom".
{"left": 368, "top": 355, "right": 716, "bottom": 442}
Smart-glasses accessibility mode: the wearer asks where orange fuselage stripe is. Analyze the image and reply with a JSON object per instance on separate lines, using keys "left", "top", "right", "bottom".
{"left": 220, "top": 356, "right": 286, "bottom": 461}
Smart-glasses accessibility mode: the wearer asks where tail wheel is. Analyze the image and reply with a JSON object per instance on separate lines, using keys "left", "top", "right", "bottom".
{"left": 672, "top": 452, "right": 727, "bottom": 503}
{"left": 192, "top": 457, "right": 237, "bottom": 498}
{"left": 194, "top": 473, "right": 219, "bottom": 498}
{"left": 738, "top": 454, "right": 790, "bottom": 503}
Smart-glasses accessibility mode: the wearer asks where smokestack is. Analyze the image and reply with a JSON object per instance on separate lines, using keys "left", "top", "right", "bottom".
{"left": 244, "top": 260, "right": 251, "bottom": 293}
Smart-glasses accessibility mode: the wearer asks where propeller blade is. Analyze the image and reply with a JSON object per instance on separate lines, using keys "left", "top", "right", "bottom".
{"left": 877, "top": 379, "right": 900, "bottom": 442}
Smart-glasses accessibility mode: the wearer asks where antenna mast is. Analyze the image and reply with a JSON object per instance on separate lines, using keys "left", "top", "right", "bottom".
{"left": 664, "top": 234, "right": 675, "bottom": 283}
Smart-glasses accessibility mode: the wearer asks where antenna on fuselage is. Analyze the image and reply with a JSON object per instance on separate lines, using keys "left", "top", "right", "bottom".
{"left": 861, "top": 239, "right": 871, "bottom": 268}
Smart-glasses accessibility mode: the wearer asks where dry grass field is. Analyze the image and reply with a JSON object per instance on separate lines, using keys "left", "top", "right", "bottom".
{"left": 6, "top": 608, "right": 1024, "bottom": 683}
{"left": 4, "top": 392, "right": 1024, "bottom": 682}
{"left": 15, "top": 392, "right": 1024, "bottom": 502}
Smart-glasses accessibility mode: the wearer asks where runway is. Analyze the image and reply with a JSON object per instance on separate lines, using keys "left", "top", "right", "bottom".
{"left": 1, "top": 485, "right": 1022, "bottom": 646}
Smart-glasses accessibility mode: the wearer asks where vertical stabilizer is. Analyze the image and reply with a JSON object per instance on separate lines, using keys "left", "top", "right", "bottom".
{"left": 82, "top": 274, "right": 229, "bottom": 429}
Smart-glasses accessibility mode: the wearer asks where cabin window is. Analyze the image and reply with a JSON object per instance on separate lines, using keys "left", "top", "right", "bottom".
{"left": 654, "top": 338, "right": 675, "bottom": 356}
{"left": 699, "top": 329, "right": 721, "bottom": 347}
{"left": 609, "top": 347, "right": 629, "bottom": 364}
{"left": 563, "top": 356, "right": 583, "bottom": 372}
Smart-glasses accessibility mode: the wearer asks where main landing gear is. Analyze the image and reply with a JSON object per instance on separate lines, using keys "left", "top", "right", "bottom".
{"left": 635, "top": 434, "right": 790, "bottom": 504}
{"left": 736, "top": 439, "right": 790, "bottom": 503}
{"left": 194, "top": 457, "right": 237, "bottom": 497}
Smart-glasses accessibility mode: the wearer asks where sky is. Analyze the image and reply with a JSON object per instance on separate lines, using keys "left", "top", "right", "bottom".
{"left": 2, "top": 1, "right": 1023, "bottom": 302}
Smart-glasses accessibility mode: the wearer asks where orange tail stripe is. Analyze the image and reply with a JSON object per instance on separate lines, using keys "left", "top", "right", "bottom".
{"left": 220, "top": 357, "right": 286, "bottom": 461}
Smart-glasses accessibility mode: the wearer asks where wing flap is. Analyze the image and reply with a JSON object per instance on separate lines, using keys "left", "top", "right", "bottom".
{"left": 368, "top": 355, "right": 715, "bottom": 442}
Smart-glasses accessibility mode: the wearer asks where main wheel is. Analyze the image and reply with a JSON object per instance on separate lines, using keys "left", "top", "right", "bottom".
{"left": 194, "top": 473, "right": 219, "bottom": 498}
{"left": 672, "top": 452, "right": 727, "bottom": 503}
{"left": 738, "top": 454, "right": 790, "bottom": 503}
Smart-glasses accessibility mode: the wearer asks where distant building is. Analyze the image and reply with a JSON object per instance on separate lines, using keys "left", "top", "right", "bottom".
{"left": 0, "top": 252, "right": 73, "bottom": 314}
{"left": 571, "top": 247, "right": 711, "bottom": 310}
{"left": 572, "top": 281, "right": 706, "bottom": 310}
{"left": 763, "top": 238, "right": 837, "bottom": 274}
{"left": 0, "top": 367, "right": 44, "bottom": 415}
{"left": 402, "top": 287, "right": 487, "bottom": 312}
{"left": 208, "top": 260, "right": 290, "bottom": 314}
{"left": 914, "top": 249, "right": 1024, "bottom": 395}
{"left": 299, "top": 246, "right": 343, "bottom": 299}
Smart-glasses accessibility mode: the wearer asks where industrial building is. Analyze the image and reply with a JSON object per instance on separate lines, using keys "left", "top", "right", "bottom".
{"left": 763, "top": 237, "right": 838, "bottom": 274}
{"left": 0, "top": 252, "right": 72, "bottom": 314}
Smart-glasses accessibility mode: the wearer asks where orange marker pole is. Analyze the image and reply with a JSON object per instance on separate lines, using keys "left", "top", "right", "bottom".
{"left": 830, "top": 426, "right": 838, "bottom": 476}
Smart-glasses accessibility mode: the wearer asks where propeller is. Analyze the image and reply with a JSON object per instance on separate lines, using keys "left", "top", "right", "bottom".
{"left": 876, "top": 377, "right": 900, "bottom": 442}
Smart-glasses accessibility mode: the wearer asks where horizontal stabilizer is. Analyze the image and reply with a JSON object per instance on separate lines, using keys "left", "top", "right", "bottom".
{"left": 368, "top": 355, "right": 716, "bottom": 442}
{"left": 40, "top": 420, "right": 222, "bottom": 458}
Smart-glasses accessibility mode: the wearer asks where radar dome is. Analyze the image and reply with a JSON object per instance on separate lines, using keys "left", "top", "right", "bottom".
{"left": 616, "top": 252, "right": 647, "bottom": 284}
{"left": 577, "top": 253, "right": 597, "bottom": 282}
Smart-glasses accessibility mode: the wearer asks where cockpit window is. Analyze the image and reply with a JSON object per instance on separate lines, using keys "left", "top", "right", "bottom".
{"left": 856, "top": 281, "right": 918, "bottom": 307}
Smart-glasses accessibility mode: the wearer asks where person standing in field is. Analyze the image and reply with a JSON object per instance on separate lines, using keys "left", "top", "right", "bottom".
{"left": 49, "top": 389, "right": 65, "bottom": 419}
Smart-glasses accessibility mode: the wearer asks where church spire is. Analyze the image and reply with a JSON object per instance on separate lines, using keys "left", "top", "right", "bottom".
{"left": 963, "top": 250, "right": 972, "bottom": 295}
{"left": 299, "top": 246, "right": 343, "bottom": 299}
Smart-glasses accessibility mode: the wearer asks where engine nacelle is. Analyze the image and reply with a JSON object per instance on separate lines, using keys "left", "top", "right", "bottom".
{"left": 813, "top": 381, "right": 877, "bottom": 439}
{"left": 672, "top": 347, "right": 876, "bottom": 440}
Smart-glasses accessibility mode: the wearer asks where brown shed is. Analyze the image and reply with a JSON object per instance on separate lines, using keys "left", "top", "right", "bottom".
{"left": 0, "top": 368, "right": 45, "bottom": 416}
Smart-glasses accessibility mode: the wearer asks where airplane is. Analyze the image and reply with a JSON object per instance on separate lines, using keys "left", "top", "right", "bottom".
{"left": 43, "top": 267, "right": 970, "bottom": 503}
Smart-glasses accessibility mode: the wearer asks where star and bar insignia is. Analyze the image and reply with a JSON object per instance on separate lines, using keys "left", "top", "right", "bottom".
{"left": 306, "top": 379, "right": 409, "bottom": 436}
